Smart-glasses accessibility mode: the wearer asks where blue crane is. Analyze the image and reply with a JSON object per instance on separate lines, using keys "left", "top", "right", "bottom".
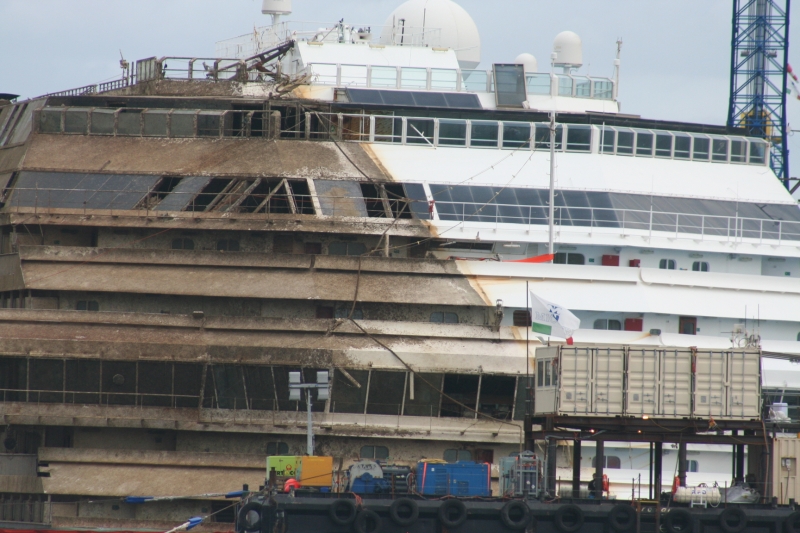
{"left": 727, "top": 0, "right": 791, "bottom": 188}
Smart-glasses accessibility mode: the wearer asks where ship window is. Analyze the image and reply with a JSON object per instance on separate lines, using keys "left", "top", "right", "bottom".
{"left": 345, "top": 88, "right": 481, "bottom": 109}
{"left": 692, "top": 261, "right": 709, "bottom": 272}
{"left": 592, "top": 455, "right": 622, "bottom": 469}
{"left": 407, "top": 118, "right": 434, "bottom": 145}
{"left": 616, "top": 129, "right": 634, "bottom": 155}
{"left": 430, "top": 312, "right": 458, "bottom": 323}
{"left": 470, "top": 121, "right": 499, "bottom": 147}
{"left": 172, "top": 238, "right": 194, "bottom": 250}
{"left": 331, "top": 368, "right": 369, "bottom": 414}
{"left": 513, "top": 310, "right": 532, "bottom": 327}
{"left": 361, "top": 445, "right": 390, "bottom": 460}
{"left": 90, "top": 109, "right": 115, "bottom": 135}
{"left": 593, "top": 79, "right": 614, "bottom": 99}
{"left": 655, "top": 133, "right": 673, "bottom": 157}
{"left": 558, "top": 76, "right": 573, "bottom": 96}
{"left": 636, "top": 131, "right": 654, "bottom": 156}
{"left": 594, "top": 319, "right": 622, "bottom": 330}
{"left": 404, "top": 373, "right": 442, "bottom": 417}
{"left": 64, "top": 109, "right": 88, "bottom": 134}
{"left": 494, "top": 64, "right": 527, "bottom": 108}
{"left": 142, "top": 110, "right": 168, "bottom": 137}
{"left": 478, "top": 375, "right": 516, "bottom": 420}
{"left": 750, "top": 141, "right": 767, "bottom": 164}
{"left": 600, "top": 127, "right": 615, "bottom": 154}
{"left": 443, "top": 449, "right": 472, "bottom": 463}
{"left": 730, "top": 139, "right": 746, "bottom": 162}
{"left": 266, "top": 442, "right": 289, "bottom": 455}
{"left": 554, "top": 253, "right": 585, "bottom": 265}
{"left": 329, "top": 241, "right": 367, "bottom": 256}
{"left": 535, "top": 123, "right": 562, "bottom": 149}
{"left": 685, "top": 460, "right": 699, "bottom": 473}
{"left": 315, "top": 306, "right": 334, "bottom": 319}
{"left": 526, "top": 73, "right": 551, "bottom": 95}
{"left": 369, "top": 66, "right": 397, "bottom": 88}
{"left": 679, "top": 316, "right": 697, "bottom": 335}
{"left": 216, "top": 239, "right": 239, "bottom": 252}
{"left": 692, "top": 136, "right": 710, "bottom": 160}
{"left": 241, "top": 365, "right": 276, "bottom": 411}
{"left": 566, "top": 125, "right": 591, "bottom": 152}
{"left": 197, "top": 112, "right": 222, "bottom": 137}
{"left": 75, "top": 300, "right": 99, "bottom": 312}
{"left": 29, "top": 359, "right": 64, "bottom": 403}
{"left": 659, "top": 259, "right": 676, "bottom": 270}
{"left": 502, "top": 122, "right": 531, "bottom": 149}
{"left": 674, "top": 135, "right": 691, "bottom": 159}
{"left": 39, "top": 108, "right": 62, "bottom": 133}
{"left": 366, "top": 371, "right": 405, "bottom": 415}
{"left": 170, "top": 110, "right": 196, "bottom": 137}
{"left": 440, "top": 374, "right": 479, "bottom": 417}
{"left": 439, "top": 119, "right": 468, "bottom": 146}
{"left": 712, "top": 138, "right": 729, "bottom": 162}
{"left": 400, "top": 67, "right": 427, "bottom": 90}
{"left": 304, "top": 242, "right": 322, "bottom": 255}
{"left": 574, "top": 76, "right": 591, "bottom": 97}
{"left": 117, "top": 109, "right": 142, "bottom": 136}
{"left": 431, "top": 68, "right": 458, "bottom": 90}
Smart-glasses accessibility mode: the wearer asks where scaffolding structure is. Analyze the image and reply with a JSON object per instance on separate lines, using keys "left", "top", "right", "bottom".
{"left": 728, "top": 0, "right": 791, "bottom": 186}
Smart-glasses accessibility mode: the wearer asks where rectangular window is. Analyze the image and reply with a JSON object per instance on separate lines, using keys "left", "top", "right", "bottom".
{"left": 692, "top": 136, "right": 710, "bottom": 160}
{"left": 513, "top": 310, "right": 532, "bottom": 327}
{"left": 502, "top": 122, "right": 531, "bottom": 149}
{"left": 616, "top": 130, "right": 634, "bottom": 155}
{"left": 566, "top": 125, "right": 591, "bottom": 152}
{"left": 440, "top": 374, "right": 478, "bottom": 417}
{"left": 674, "top": 135, "right": 691, "bottom": 159}
{"left": 535, "top": 123, "right": 562, "bottom": 149}
{"left": 679, "top": 316, "right": 697, "bottom": 335}
{"left": 331, "top": 368, "right": 369, "bottom": 414}
{"left": 730, "top": 139, "right": 746, "bottom": 162}
{"left": 439, "top": 119, "right": 467, "bottom": 146}
{"left": 636, "top": 132, "right": 653, "bottom": 156}
{"left": 692, "top": 261, "right": 709, "bottom": 272}
{"left": 526, "top": 73, "right": 551, "bottom": 95}
{"left": 655, "top": 133, "right": 673, "bottom": 157}
{"left": 558, "top": 76, "right": 573, "bottom": 96}
{"left": 537, "top": 361, "right": 544, "bottom": 387}
{"left": 477, "top": 375, "right": 516, "bottom": 419}
{"left": 659, "top": 259, "right": 676, "bottom": 270}
{"left": 712, "top": 138, "right": 728, "bottom": 162}
{"left": 470, "top": 121, "right": 499, "bottom": 147}
{"left": 600, "top": 127, "right": 615, "bottom": 154}
{"left": 749, "top": 141, "right": 766, "bottom": 164}
{"left": 403, "top": 373, "right": 442, "bottom": 417}
{"left": 493, "top": 64, "right": 527, "bottom": 108}
{"left": 366, "top": 371, "right": 405, "bottom": 415}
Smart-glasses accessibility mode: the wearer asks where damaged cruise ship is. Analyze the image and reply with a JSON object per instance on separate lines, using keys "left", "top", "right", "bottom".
{"left": 0, "top": 0, "right": 799, "bottom": 530}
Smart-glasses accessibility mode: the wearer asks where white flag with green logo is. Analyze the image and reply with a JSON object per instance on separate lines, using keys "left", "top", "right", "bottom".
{"left": 530, "top": 292, "right": 580, "bottom": 339}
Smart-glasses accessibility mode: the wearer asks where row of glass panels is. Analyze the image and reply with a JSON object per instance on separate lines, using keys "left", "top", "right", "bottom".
{"left": 309, "top": 63, "right": 615, "bottom": 100}
{"left": 37, "top": 106, "right": 769, "bottom": 166}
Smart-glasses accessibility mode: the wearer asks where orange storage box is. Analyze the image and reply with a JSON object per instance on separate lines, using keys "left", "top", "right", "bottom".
{"left": 298, "top": 456, "right": 333, "bottom": 487}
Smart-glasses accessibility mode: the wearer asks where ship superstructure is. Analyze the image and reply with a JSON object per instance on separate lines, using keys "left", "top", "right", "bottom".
{"left": 0, "top": 0, "right": 800, "bottom": 530}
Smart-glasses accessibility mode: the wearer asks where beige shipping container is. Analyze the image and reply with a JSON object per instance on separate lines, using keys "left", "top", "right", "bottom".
{"left": 659, "top": 348, "right": 693, "bottom": 417}
{"left": 773, "top": 437, "right": 800, "bottom": 505}
{"left": 592, "top": 347, "right": 625, "bottom": 416}
{"left": 727, "top": 350, "right": 761, "bottom": 419}
{"left": 693, "top": 350, "right": 728, "bottom": 418}
{"left": 627, "top": 348, "right": 660, "bottom": 417}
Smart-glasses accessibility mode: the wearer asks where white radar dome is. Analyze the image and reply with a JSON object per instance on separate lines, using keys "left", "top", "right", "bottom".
{"left": 514, "top": 53, "right": 538, "bottom": 74}
{"left": 262, "top": 0, "right": 292, "bottom": 15}
{"left": 379, "top": 0, "right": 481, "bottom": 70}
{"left": 552, "top": 31, "right": 582, "bottom": 68}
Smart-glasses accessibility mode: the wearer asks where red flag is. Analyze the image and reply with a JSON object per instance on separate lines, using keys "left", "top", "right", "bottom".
{"left": 507, "top": 253, "right": 555, "bottom": 263}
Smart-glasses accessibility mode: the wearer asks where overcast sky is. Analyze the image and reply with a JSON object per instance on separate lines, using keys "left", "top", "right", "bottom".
{"left": 2, "top": 0, "right": 800, "bottom": 191}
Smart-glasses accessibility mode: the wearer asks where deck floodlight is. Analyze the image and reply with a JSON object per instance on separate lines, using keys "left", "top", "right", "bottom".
{"left": 317, "top": 371, "right": 329, "bottom": 384}
{"left": 288, "top": 371, "right": 301, "bottom": 384}
{"left": 317, "top": 387, "right": 329, "bottom": 401}
{"left": 287, "top": 369, "right": 331, "bottom": 455}
{"left": 289, "top": 388, "right": 301, "bottom": 401}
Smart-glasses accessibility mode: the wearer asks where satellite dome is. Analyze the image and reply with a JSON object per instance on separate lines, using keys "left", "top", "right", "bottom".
{"left": 379, "top": 0, "right": 481, "bottom": 70}
{"left": 553, "top": 31, "right": 582, "bottom": 68}
{"left": 514, "top": 53, "right": 538, "bottom": 74}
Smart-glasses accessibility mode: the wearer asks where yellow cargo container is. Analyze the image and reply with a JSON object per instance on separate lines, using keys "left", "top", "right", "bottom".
{"left": 298, "top": 456, "right": 333, "bottom": 487}
{"left": 266, "top": 456, "right": 300, "bottom": 479}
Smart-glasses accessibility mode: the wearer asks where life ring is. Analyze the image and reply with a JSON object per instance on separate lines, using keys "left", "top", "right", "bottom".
{"left": 554, "top": 504, "right": 584, "bottom": 533}
{"left": 354, "top": 508, "right": 381, "bottom": 533}
{"left": 664, "top": 509, "right": 693, "bottom": 533}
{"left": 500, "top": 500, "right": 530, "bottom": 530}
{"left": 603, "top": 474, "right": 610, "bottom": 492}
{"left": 388, "top": 498, "right": 418, "bottom": 527}
{"left": 719, "top": 507, "right": 747, "bottom": 533}
{"left": 784, "top": 510, "right": 800, "bottom": 533}
{"left": 328, "top": 498, "right": 357, "bottom": 526}
{"left": 608, "top": 504, "right": 636, "bottom": 532}
{"left": 237, "top": 502, "right": 262, "bottom": 533}
{"left": 438, "top": 499, "right": 468, "bottom": 529}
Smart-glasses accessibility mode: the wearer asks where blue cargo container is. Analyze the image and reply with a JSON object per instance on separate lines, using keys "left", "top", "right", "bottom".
{"left": 416, "top": 461, "right": 491, "bottom": 497}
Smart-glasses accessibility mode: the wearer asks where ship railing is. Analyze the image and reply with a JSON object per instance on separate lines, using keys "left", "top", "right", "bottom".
{"left": 0, "top": 492, "right": 48, "bottom": 524}
{"left": 6, "top": 185, "right": 800, "bottom": 244}
{"left": 306, "top": 63, "right": 616, "bottom": 100}
{"left": 432, "top": 201, "right": 800, "bottom": 244}
{"left": 0, "top": 388, "right": 201, "bottom": 408}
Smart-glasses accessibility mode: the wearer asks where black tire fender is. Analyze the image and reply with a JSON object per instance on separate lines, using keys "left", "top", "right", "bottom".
{"left": 554, "top": 504, "right": 584, "bottom": 533}
{"left": 237, "top": 502, "right": 262, "bottom": 533}
{"left": 500, "top": 500, "right": 531, "bottom": 530}
{"left": 354, "top": 509, "right": 381, "bottom": 533}
{"left": 389, "top": 498, "right": 419, "bottom": 527}
{"left": 719, "top": 507, "right": 747, "bottom": 533}
{"left": 328, "top": 498, "right": 357, "bottom": 526}
{"left": 785, "top": 511, "right": 800, "bottom": 533}
{"left": 665, "top": 508, "right": 693, "bottom": 533}
{"left": 438, "top": 499, "right": 468, "bottom": 529}
{"left": 608, "top": 503, "right": 637, "bottom": 532}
